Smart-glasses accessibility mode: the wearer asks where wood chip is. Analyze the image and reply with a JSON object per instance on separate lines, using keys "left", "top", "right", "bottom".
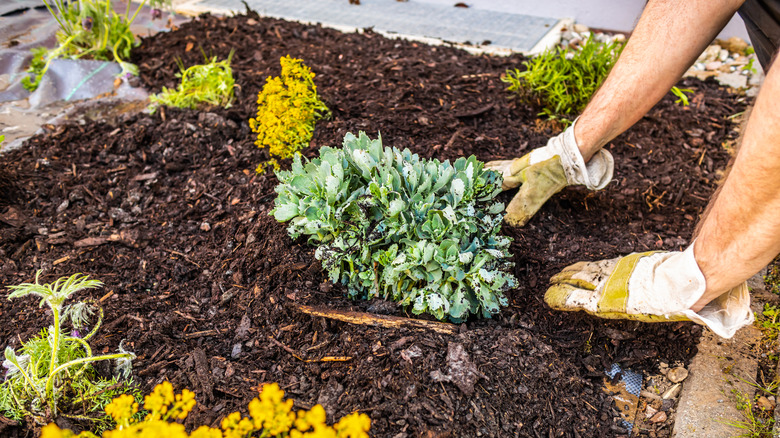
{"left": 53, "top": 255, "right": 70, "bottom": 265}
{"left": 295, "top": 304, "right": 458, "bottom": 335}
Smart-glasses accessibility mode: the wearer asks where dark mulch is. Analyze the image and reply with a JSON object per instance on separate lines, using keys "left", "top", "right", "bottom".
{"left": 0, "top": 10, "right": 748, "bottom": 438}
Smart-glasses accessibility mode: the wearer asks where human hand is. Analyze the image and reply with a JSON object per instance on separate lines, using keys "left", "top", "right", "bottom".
{"left": 544, "top": 246, "right": 753, "bottom": 339}
{"left": 485, "top": 121, "right": 613, "bottom": 226}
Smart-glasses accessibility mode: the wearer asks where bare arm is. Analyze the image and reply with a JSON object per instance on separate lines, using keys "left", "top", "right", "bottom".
{"left": 692, "top": 50, "right": 780, "bottom": 310}
{"left": 575, "top": 0, "right": 745, "bottom": 161}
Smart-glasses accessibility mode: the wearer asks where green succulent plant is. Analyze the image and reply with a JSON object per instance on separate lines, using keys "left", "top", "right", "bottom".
{"left": 271, "top": 132, "right": 517, "bottom": 321}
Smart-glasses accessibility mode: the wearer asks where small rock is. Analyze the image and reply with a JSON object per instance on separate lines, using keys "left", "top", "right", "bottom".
{"left": 705, "top": 61, "right": 723, "bottom": 71}
{"left": 573, "top": 23, "right": 589, "bottom": 33}
{"left": 702, "top": 44, "right": 722, "bottom": 62}
{"left": 56, "top": 199, "right": 69, "bottom": 214}
{"left": 662, "top": 383, "right": 682, "bottom": 399}
{"left": 650, "top": 411, "right": 668, "bottom": 423}
{"left": 231, "top": 343, "right": 242, "bottom": 358}
{"left": 613, "top": 33, "right": 626, "bottom": 43}
{"left": 645, "top": 405, "right": 658, "bottom": 418}
{"left": 757, "top": 396, "right": 775, "bottom": 410}
{"left": 718, "top": 49, "right": 730, "bottom": 62}
{"left": 715, "top": 72, "right": 748, "bottom": 89}
{"left": 666, "top": 367, "right": 688, "bottom": 383}
{"left": 235, "top": 314, "right": 252, "bottom": 340}
{"left": 200, "top": 222, "right": 211, "bottom": 232}
{"left": 718, "top": 36, "right": 749, "bottom": 55}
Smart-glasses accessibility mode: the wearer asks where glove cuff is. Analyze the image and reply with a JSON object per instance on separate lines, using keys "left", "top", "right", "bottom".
{"left": 530, "top": 118, "right": 614, "bottom": 190}
{"left": 627, "top": 244, "right": 754, "bottom": 338}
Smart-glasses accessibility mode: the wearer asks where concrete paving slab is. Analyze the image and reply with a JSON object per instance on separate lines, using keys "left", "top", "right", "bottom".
{"left": 173, "top": 0, "right": 566, "bottom": 55}
{"left": 673, "top": 273, "right": 772, "bottom": 438}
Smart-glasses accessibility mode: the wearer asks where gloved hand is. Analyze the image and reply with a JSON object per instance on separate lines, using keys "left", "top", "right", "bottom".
{"left": 486, "top": 120, "right": 614, "bottom": 226}
{"left": 544, "top": 245, "right": 754, "bottom": 338}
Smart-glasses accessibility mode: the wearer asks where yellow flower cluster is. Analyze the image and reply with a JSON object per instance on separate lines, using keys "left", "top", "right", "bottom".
{"left": 41, "top": 382, "right": 370, "bottom": 438}
{"left": 249, "top": 55, "right": 329, "bottom": 173}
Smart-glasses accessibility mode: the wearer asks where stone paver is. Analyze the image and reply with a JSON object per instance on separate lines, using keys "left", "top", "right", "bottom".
{"left": 173, "top": 0, "right": 565, "bottom": 54}
{"left": 673, "top": 274, "right": 773, "bottom": 438}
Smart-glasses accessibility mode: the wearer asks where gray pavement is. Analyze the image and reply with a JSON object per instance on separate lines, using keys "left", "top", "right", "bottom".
{"left": 174, "top": 0, "right": 566, "bottom": 55}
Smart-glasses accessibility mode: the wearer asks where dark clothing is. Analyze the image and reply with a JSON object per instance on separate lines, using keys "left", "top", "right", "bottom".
{"left": 739, "top": 0, "right": 780, "bottom": 69}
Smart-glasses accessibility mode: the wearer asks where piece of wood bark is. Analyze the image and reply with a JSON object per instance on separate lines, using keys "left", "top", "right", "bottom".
{"left": 294, "top": 304, "right": 457, "bottom": 335}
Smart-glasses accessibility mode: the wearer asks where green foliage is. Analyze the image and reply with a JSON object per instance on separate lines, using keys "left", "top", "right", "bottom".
{"left": 721, "top": 388, "right": 775, "bottom": 437}
{"left": 765, "top": 264, "right": 780, "bottom": 296}
{"left": 149, "top": 52, "right": 236, "bottom": 112}
{"left": 670, "top": 86, "right": 694, "bottom": 106}
{"left": 21, "top": 47, "right": 50, "bottom": 92}
{"left": 271, "top": 132, "right": 517, "bottom": 321}
{"left": 757, "top": 304, "right": 780, "bottom": 340}
{"left": 23, "top": 0, "right": 151, "bottom": 92}
{"left": 0, "top": 272, "right": 136, "bottom": 427}
{"left": 503, "top": 34, "right": 624, "bottom": 123}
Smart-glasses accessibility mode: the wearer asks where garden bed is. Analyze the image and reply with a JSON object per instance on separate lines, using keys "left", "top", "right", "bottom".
{"left": 0, "top": 10, "right": 749, "bottom": 437}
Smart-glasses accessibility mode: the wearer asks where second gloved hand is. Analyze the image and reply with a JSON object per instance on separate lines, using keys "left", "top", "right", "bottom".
{"left": 485, "top": 120, "right": 614, "bottom": 226}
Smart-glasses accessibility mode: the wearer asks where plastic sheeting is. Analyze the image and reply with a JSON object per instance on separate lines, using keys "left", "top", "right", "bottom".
{"left": 0, "top": 1, "right": 186, "bottom": 108}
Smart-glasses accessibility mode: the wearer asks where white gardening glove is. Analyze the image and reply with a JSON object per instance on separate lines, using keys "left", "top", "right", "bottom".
{"left": 545, "top": 244, "right": 754, "bottom": 338}
{"left": 485, "top": 119, "right": 614, "bottom": 226}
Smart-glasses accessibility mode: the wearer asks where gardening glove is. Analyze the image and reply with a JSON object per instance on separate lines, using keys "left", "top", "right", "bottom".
{"left": 544, "top": 244, "right": 754, "bottom": 339}
{"left": 485, "top": 119, "right": 614, "bottom": 226}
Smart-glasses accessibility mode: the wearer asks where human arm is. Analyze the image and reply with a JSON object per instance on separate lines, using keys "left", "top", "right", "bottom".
{"left": 575, "top": 0, "right": 745, "bottom": 160}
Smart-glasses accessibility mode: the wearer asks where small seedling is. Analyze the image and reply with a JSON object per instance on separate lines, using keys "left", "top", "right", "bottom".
{"left": 670, "top": 86, "right": 694, "bottom": 106}
{"left": 42, "top": 381, "right": 371, "bottom": 437}
{"left": 0, "top": 272, "right": 136, "bottom": 427}
{"left": 250, "top": 55, "right": 330, "bottom": 172}
{"left": 503, "top": 34, "right": 624, "bottom": 124}
{"left": 149, "top": 51, "right": 236, "bottom": 112}
{"left": 721, "top": 387, "right": 776, "bottom": 437}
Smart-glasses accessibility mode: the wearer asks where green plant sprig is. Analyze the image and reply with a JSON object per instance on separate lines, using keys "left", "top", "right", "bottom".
{"left": 503, "top": 34, "right": 624, "bottom": 124}
{"left": 1, "top": 272, "right": 136, "bottom": 425}
{"left": 670, "top": 86, "right": 694, "bottom": 106}
{"left": 149, "top": 51, "right": 236, "bottom": 112}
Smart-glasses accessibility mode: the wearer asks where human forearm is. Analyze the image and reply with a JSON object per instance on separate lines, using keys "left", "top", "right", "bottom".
{"left": 575, "top": 0, "right": 744, "bottom": 161}
{"left": 692, "top": 53, "right": 780, "bottom": 310}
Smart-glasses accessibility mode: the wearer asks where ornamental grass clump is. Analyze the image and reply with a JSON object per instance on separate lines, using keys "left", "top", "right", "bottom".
{"left": 502, "top": 34, "right": 624, "bottom": 124}
{"left": 41, "top": 381, "right": 371, "bottom": 438}
{"left": 271, "top": 132, "right": 517, "bottom": 322}
{"left": 250, "top": 56, "right": 330, "bottom": 173}
{"left": 0, "top": 272, "right": 136, "bottom": 429}
{"left": 149, "top": 52, "right": 236, "bottom": 112}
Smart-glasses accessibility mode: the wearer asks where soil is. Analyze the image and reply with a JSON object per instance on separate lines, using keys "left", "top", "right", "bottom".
{"left": 0, "top": 10, "right": 749, "bottom": 438}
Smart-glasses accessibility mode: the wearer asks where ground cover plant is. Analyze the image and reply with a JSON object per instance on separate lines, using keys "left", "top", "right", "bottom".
{"left": 149, "top": 52, "right": 236, "bottom": 113}
{"left": 250, "top": 56, "right": 329, "bottom": 172}
{"left": 0, "top": 273, "right": 136, "bottom": 429}
{"left": 272, "top": 132, "right": 515, "bottom": 321}
{"left": 22, "top": 0, "right": 166, "bottom": 91}
{"left": 502, "top": 34, "right": 624, "bottom": 123}
{"left": 41, "top": 381, "right": 370, "bottom": 438}
{"left": 0, "top": 11, "right": 750, "bottom": 437}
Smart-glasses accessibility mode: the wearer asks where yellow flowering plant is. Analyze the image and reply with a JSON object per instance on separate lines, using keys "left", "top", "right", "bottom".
{"left": 41, "top": 382, "right": 370, "bottom": 438}
{"left": 249, "top": 55, "right": 330, "bottom": 173}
